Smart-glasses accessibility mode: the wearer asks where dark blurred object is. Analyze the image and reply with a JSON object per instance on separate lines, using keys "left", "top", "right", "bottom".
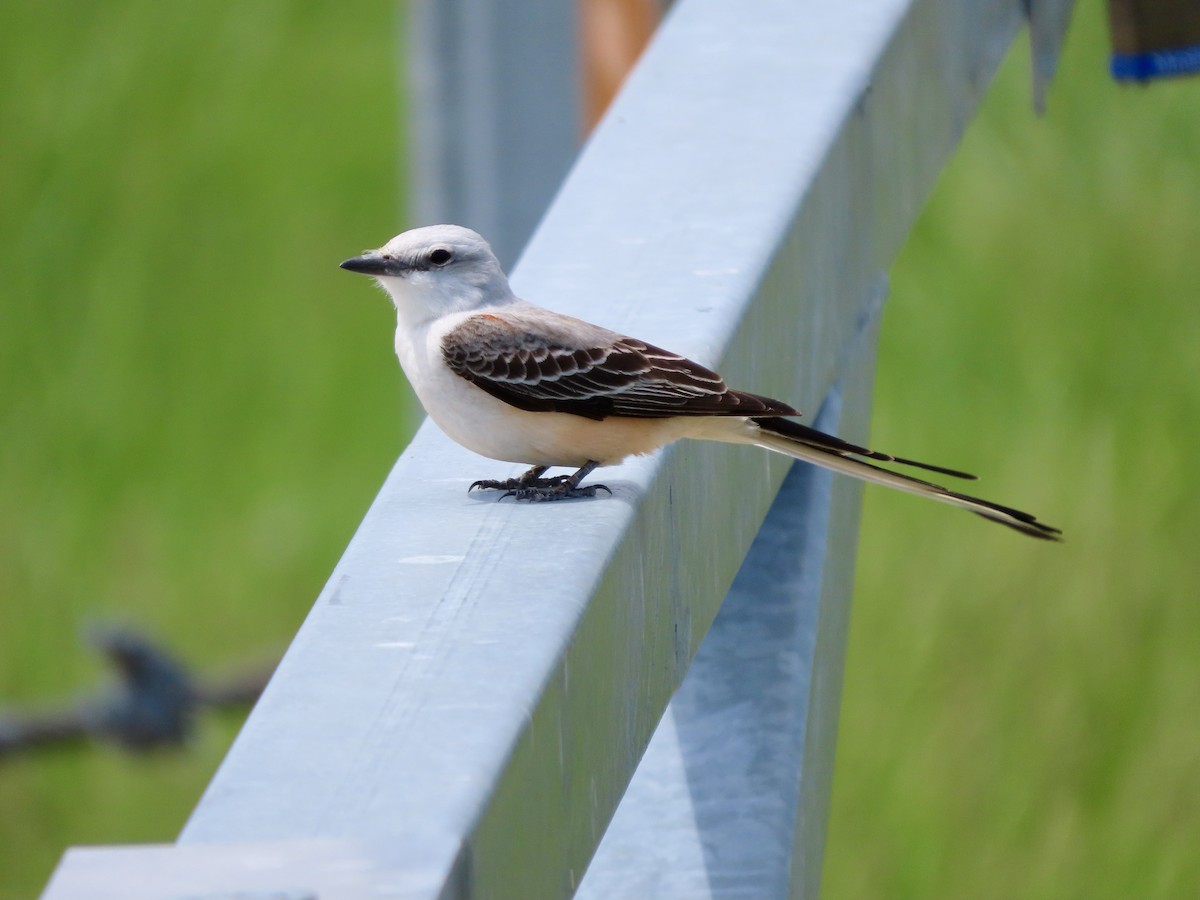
{"left": 1108, "top": 0, "right": 1200, "bottom": 81}
{"left": 1025, "top": 0, "right": 1076, "bottom": 114}
{"left": 0, "top": 626, "right": 274, "bottom": 758}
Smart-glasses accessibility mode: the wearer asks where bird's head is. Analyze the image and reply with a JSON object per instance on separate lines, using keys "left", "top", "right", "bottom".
{"left": 340, "top": 224, "right": 514, "bottom": 322}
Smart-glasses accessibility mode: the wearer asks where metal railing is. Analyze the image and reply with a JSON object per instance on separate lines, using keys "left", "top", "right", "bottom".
{"left": 43, "top": 0, "right": 1072, "bottom": 897}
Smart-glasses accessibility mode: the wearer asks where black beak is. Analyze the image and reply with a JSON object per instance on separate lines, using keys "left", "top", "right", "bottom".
{"left": 339, "top": 251, "right": 404, "bottom": 276}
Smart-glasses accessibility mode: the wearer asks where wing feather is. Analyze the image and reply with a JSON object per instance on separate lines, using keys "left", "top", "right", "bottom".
{"left": 441, "top": 305, "right": 797, "bottom": 421}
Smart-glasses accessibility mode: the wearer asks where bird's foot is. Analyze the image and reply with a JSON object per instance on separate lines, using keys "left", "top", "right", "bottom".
{"left": 469, "top": 465, "right": 554, "bottom": 494}
{"left": 500, "top": 481, "right": 612, "bottom": 502}
{"left": 468, "top": 461, "right": 610, "bottom": 501}
{"left": 470, "top": 476, "right": 546, "bottom": 492}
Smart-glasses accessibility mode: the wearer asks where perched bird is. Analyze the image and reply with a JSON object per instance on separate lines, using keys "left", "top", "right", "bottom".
{"left": 340, "top": 225, "right": 1060, "bottom": 540}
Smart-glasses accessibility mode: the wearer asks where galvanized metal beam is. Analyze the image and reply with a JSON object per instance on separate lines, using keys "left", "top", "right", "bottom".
{"left": 43, "top": 1, "right": 1072, "bottom": 897}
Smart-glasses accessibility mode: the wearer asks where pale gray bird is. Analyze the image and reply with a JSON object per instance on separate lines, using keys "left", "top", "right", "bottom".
{"left": 340, "top": 224, "right": 1061, "bottom": 540}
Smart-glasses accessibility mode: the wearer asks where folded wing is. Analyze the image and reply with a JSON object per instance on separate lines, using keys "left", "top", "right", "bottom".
{"left": 442, "top": 305, "right": 796, "bottom": 421}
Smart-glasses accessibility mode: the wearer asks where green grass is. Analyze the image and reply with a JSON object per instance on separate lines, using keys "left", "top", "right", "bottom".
{"left": 0, "top": 3, "right": 407, "bottom": 895}
{"left": 1, "top": 3, "right": 1198, "bottom": 898}
{"left": 825, "top": 8, "right": 1200, "bottom": 898}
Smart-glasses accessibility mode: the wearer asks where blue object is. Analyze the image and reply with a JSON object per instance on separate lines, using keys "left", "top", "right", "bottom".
{"left": 1112, "top": 44, "right": 1200, "bottom": 81}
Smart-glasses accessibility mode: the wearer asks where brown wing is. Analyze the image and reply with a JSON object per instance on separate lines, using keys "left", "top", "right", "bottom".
{"left": 441, "top": 306, "right": 797, "bottom": 422}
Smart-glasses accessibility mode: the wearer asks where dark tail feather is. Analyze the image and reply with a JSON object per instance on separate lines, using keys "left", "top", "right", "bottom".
{"left": 752, "top": 416, "right": 978, "bottom": 480}
{"left": 971, "top": 510, "right": 1063, "bottom": 541}
{"left": 751, "top": 417, "right": 1062, "bottom": 541}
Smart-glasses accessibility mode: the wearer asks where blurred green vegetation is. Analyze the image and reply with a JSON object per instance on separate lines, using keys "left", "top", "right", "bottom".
{"left": 1, "top": 2, "right": 1197, "bottom": 898}
{"left": 0, "top": 2, "right": 408, "bottom": 896}
{"left": 826, "top": 8, "right": 1200, "bottom": 899}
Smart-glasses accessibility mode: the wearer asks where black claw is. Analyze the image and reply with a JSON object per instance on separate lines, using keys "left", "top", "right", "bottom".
{"left": 468, "top": 461, "right": 608, "bottom": 502}
{"left": 489, "top": 482, "right": 611, "bottom": 502}
{"left": 470, "top": 476, "right": 552, "bottom": 493}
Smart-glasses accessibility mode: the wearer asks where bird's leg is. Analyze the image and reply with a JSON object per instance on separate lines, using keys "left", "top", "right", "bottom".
{"left": 469, "top": 465, "right": 552, "bottom": 494}
{"left": 501, "top": 460, "right": 611, "bottom": 502}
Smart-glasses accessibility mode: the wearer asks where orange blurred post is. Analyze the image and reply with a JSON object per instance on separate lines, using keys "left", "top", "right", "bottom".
{"left": 581, "top": 0, "right": 661, "bottom": 132}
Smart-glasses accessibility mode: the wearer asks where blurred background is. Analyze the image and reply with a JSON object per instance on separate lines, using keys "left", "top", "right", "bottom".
{"left": 1, "top": 2, "right": 1197, "bottom": 897}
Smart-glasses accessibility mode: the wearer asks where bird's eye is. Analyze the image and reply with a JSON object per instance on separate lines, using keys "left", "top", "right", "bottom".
{"left": 429, "top": 248, "right": 453, "bottom": 266}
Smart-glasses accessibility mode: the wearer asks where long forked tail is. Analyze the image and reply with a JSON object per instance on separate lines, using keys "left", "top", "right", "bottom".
{"left": 750, "top": 417, "right": 1062, "bottom": 541}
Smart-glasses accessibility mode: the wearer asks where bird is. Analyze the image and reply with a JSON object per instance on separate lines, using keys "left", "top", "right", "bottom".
{"left": 339, "top": 224, "right": 1061, "bottom": 540}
